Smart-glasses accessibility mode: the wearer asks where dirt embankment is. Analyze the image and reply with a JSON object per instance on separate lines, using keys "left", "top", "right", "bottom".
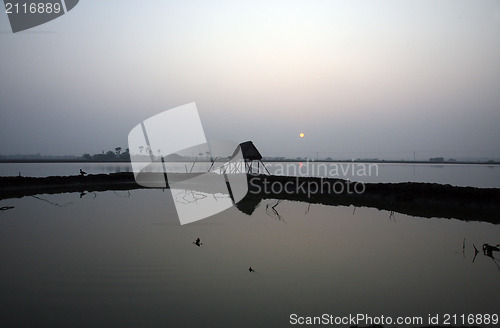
{"left": 1, "top": 173, "right": 499, "bottom": 223}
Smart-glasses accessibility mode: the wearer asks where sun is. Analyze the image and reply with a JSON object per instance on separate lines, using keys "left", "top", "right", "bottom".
{"left": 299, "top": 133, "right": 305, "bottom": 138}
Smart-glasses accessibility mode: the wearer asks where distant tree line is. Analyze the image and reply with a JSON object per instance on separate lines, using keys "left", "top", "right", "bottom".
{"left": 81, "top": 147, "right": 130, "bottom": 162}
{"left": 428, "top": 157, "right": 458, "bottom": 163}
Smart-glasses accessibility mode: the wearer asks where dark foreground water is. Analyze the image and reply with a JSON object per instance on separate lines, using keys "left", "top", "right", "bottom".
{"left": 0, "top": 189, "right": 499, "bottom": 327}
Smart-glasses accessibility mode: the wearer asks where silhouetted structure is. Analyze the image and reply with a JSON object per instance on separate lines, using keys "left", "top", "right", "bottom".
{"left": 235, "top": 197, "right": 262, "bottom": 216}
{"left": 232, "top": 141, "right": 270, "bottom": 174}
{"left": 483, "top": 243, "right": 500, "bottom": 258}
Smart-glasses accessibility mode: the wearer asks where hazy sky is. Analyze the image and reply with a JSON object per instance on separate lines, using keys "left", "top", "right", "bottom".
{"left": 1, "top": 1, "right": 499, "bottom": 159}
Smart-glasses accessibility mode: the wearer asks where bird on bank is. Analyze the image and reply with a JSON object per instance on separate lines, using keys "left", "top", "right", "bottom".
{"left": 80, "top": 169, "right": 87, "bottom": 176}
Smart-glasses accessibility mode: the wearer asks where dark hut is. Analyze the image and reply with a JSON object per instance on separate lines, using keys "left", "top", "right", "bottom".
{"left": 239, "top": 141, "right": 262, "bottom": 160}
{"left": 232, "top": 141, "right": 270, "bottom": 174}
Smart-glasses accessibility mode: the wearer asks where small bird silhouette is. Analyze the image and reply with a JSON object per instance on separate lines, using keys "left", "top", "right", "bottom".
{"left": 193, "top": 238, "right": 202, "bottom": 247}
{"left": 80, "top": 169, "right": 87, "bottom": 176}
{"left": 248, "top": 267, "right": 255, "bottom": 272}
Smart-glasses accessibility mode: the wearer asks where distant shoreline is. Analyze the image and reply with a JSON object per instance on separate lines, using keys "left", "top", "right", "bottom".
{"left": 0, "top": 159, "right": 499, "bottom": 165}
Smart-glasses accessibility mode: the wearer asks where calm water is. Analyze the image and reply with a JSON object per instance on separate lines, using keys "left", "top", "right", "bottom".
{"left": 0, "top": 189, "right": 499, "bottom": 327}
{"left": 1, "top": 162, "right": 500, "bottom": 187}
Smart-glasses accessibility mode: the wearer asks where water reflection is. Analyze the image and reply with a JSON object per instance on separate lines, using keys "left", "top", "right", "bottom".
{"left": 79, "top": 191, "right": 97, "bottom": 199}
{"left": 468, "top": 244, "right": 500, "bottom": 272}
{"left": 473, "top": 244, "right": 480, "bottom": 263}
{"left": 1, "top": 190, "right": 499, "bottom": 327}
{"left": 466, "top": 241, "right": 500, "bottom": 273}
{"left": 265, "top": 200, "right": 286, "bottom": 223}
{"left": 31, "top": 195, "right": 73, "bottom": 207}
{"left": 482, "top": 243, "right": 500, "bottom": 258}
{"left": 482, "top": 244, "right": 500, "bottom": 271}
{"left": 235, "top": 197, "right": 261, "bottom": 216}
